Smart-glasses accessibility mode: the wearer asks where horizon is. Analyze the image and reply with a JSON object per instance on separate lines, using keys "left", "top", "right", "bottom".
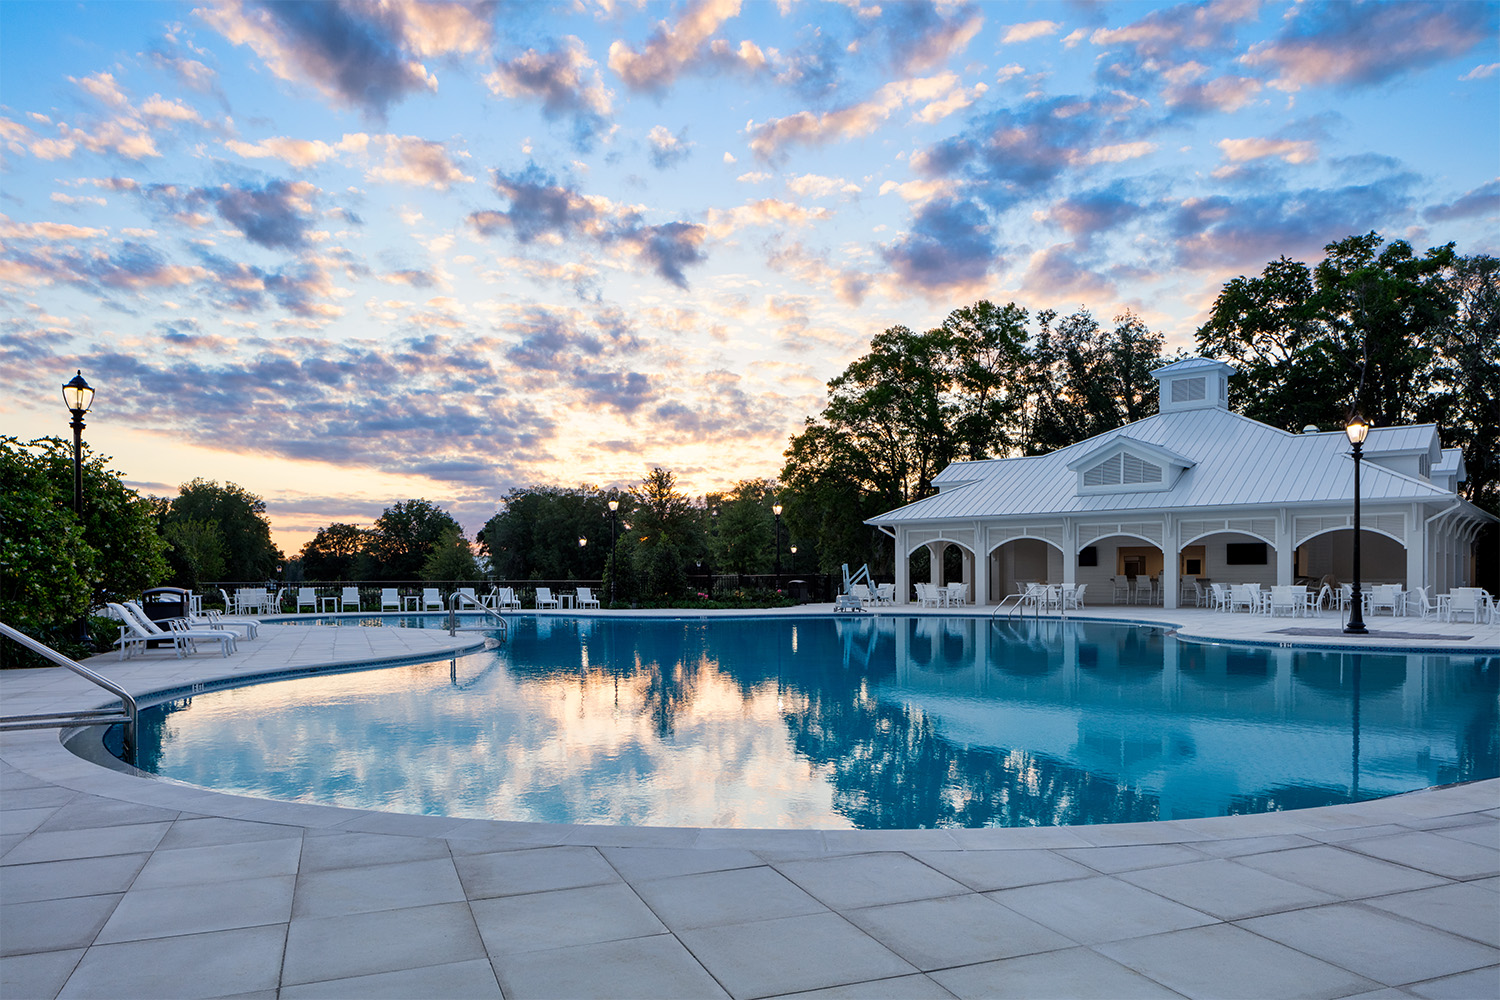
{"left": 2, "top": 0, "right": 1496, "bottom": 556}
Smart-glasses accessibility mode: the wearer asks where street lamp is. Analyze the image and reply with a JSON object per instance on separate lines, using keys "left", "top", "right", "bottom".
{"left": 62, "top": 371, "right": 95, "bottom": 518}
{"left": 789, "top": 545, "right": 797, "bottom": 574}
{"left": 773, "top": 503, "right": 783, "bottom": 589}
{"left": 62, "top": 370, "right": 95, "bottom": 642}
{"left": 1344, "top": 413, "right": 1369, "bottom": 636}
{"left": 608, "top": 500, "right": 619, "bottom": 606}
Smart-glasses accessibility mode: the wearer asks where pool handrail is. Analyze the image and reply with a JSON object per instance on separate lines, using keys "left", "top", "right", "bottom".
{"left": 446, "top": 593, "right": 508, "bottom": 637}
{"left": 0, "top": 620, "right": 137, "bottom": 764}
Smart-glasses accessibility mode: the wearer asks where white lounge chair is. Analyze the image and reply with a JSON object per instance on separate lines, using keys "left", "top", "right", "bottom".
{"left": 381, "top": 588, "right": 401, "bottom": 611}
{"left": 1368, "top": 585, "right": 1402, "bottom": 617}
{"left": 495, "top": 587, "right": 521, "bottom": 611}
{"left": 111, "top": 602, "right": 236, "bottom": 658}
{"left": 193, "top": 609, "right": 259, "bottom": 639}
{"left": 576, "top": 587, "right": 601, "bottom": 610}
{"left": 535, "top": 587, "right": 560, "bottom": 610}
{"left": 296, "top": 588, "right": 317, "bottom": 613}
{"left": 454, "top": 587, "right": 479, "bottom": 609}
{"left": 421, "top": 588, "right": 443, "bottom": 611}
{"left": 340, "top": 586, "right": 361, "bottom": 612}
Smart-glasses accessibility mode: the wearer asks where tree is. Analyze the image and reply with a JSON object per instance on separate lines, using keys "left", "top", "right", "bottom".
{"left": 707, "top": 479, "right": 776, "bottom": 574}
{"left": 421, "top": 527, "right": 481, "bottom": 581}
{"left": 162, "top": 518, "right": 226, "bottom": 589}
{"left": 477, "top": 486, "right": 616, "bottom": 580}
{"left": 364, "top": 499, "right": 462, "bottom": 579}
{"left": 1423, "top": 253, "right": 1500, "bottom": 514}
{"left": 938, "top": 300, "right": 1030, "bottom": 460}
{"left": 1, "top": 436, "right": 167, "bottom": 654}
{"left": 164, "top": 479, "right": 281, "bottom": 581}
{"left": 298, "top": 523, "right": 368, "bottom": 580}
{"left": 629, "top": 469, "right": 700, "bottom": 599}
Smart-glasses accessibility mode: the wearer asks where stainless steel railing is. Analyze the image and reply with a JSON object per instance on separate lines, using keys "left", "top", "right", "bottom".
{"left": 0, "top": 621, "right": 137, "bottom": 764}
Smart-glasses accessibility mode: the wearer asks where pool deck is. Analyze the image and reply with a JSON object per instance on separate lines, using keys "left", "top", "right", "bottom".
{"left": 2, "top": 607, "right": 1496, "bottom": 999}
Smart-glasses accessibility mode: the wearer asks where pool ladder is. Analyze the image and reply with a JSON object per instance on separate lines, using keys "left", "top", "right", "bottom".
{"left": 446, "top": 595, "right": 508, "bottom": 638}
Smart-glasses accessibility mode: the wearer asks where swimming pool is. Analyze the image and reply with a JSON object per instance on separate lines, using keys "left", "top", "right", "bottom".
{"left": 125, "top": 616, "right": 1499, "bottom": 830}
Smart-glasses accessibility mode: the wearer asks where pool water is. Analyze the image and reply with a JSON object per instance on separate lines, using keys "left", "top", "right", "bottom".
{"left": 126, "top": 616, "right": 1499, "bottom": 830}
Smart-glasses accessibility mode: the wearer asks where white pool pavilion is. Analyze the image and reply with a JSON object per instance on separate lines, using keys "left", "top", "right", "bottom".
{"left": 870, "top": 357, "right": 1495, "bottom": 609}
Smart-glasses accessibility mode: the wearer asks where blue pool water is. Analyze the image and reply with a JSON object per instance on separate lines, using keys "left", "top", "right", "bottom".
{"left": 126, "top": 616, "right": 1499, "bottom": 830}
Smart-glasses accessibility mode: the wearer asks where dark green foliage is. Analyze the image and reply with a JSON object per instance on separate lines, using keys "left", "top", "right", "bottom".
{"left": 1197, "top": 233, "right": 1497, "bottom": 514}
{"left": 628, "top": 469, "right": 701, "bottom": 599}
{"left": 364, "top": 499, "right": 462, "bottom": 580}
{"left": 298, "top": 523, "right": 368, "bottom": 580}
{"left": 163, "top": 479, "right": 281, "bottom": 582}
{"left": 1, "top": 437, "right": 167, "bottom": 660}
{"left": 477, "top": 485, "right": 619, "bottom": 580}
{"left": 421, "top": 526, "right": 481, "bottom": 581}
{"left": 706, "top": 479, "right": 776, "bottom": 574}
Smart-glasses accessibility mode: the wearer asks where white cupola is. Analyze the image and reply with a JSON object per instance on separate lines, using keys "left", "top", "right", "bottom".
{"left": 1151, "top": 357, "right": 1236, "bottom": 414}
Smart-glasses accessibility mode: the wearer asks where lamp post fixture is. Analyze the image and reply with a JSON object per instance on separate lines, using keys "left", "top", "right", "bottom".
{"left": 62, "top": 370, "right": 95, "bottom": 642}
{"left": 608, "top": 500, "right": 619, "bottom": 606}
{"left": 789, "top": 544, "right": 797, "bottom": 573}
{"left": 773, "top": 503, "right": 783, "bottom": 590}
{"left": 1344, "top": 414, "right": 1369, "bottom": 636}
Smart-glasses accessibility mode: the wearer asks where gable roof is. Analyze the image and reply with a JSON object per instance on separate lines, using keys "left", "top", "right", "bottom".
{"left": 873, "top": 407, "right": 1458, "bottom": 525}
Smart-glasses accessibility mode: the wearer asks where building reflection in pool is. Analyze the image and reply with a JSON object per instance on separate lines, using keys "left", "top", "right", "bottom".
{"left": 126, "top": 617, "right": 1499, "bottom": 830}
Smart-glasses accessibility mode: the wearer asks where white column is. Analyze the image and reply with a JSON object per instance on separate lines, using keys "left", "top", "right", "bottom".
{"left": 1062, "top": 518, "right": 1076, "bottom": 589}
{"left": 973, "top": 522, "right": 990, "bottom": 605}
{"left": 895, "top": 528, "right": 910, "bottom": 605}
{"left": 1162, "top": 514, "right": 1179, "bottom": 609}
{"left": 928, "top": 542, "right": 944, "bottom": 587}
{"left": 1276, "top": 508, "right": 1294, "bottom": 587}
{"left": 1405, "top": 506, "right": 1424, "bottom": 595}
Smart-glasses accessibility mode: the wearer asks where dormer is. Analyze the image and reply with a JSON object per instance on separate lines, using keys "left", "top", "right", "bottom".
{"left": 1151, "top": 357, "right": 1235, "bottom": 414}
{"left": 1067, "top": 436, "right": 1195, "bottom": 496}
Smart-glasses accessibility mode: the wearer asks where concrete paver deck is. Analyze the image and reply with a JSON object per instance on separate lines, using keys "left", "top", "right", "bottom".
{"left": 2, "top": 607, "right": 1496, "bottom": 999}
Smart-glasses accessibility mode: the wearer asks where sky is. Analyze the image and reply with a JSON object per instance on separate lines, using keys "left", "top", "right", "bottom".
{"left": 2, "top": 0, "right": 1497, "bottom": 557}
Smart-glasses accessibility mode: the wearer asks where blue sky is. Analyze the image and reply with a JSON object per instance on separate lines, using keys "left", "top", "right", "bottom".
{"left": 2, "top": 0, "right": 1496, "bottom": 553}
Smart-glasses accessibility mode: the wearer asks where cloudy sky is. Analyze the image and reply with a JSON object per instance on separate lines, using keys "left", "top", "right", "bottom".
{"left": 2, "top": 0, "right": 1496, "bottom": 555}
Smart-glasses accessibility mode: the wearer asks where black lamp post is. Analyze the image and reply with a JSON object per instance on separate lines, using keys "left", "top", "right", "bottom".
{"left": 1344, "top": 414, "right": 1369, "bottom": 635}
{"left": 608, "top": 500, "right": 619, "bottom": 606}
{"left": 62, "top": 370, "right": 95, "bottom": 641}
{"left": 773, "top": 503, "right": 783, "bottom": 590}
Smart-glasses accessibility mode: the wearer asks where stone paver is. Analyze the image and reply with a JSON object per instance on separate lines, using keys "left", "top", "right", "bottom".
{"left": 1, "top": 611, "right": 1496, "bottom": 999}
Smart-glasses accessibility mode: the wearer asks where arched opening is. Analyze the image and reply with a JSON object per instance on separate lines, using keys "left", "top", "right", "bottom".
{"left": 1294, "top": 528, "right": 1407, "bottom": 589}
{"left": 903, "top": 538, "right": 976, "bottom": 603}
{"left": 1176, "top": 530, "right": 1279, "bottom": 603}
{"left": 1073, "top": 534, "right": 1165, "bottom": 605}
{"left": 987, "top": 538, "right": 1064, "bottom": 603}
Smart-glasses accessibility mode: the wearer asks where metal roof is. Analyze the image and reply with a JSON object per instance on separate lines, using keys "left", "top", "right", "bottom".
{"left": 1365, "top": 424, "right": 1440, "bottom": 454}
{"left": 872, "top": 408, "right": 1458, "bottom": 525}
{"left": 1151, "top": 356, "right": 1237, "bottom": 376}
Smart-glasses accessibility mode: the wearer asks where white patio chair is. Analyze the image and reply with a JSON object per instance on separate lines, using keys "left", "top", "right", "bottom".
{"left": 1192, "top": 580, "right": 1208, "bottom": 608}
{"left": 340, "top": 586, "right": 361, "bottom": 612}
{"left": 1229, "top": 584, "right": 1259, "bottom": 614}
{"left": 945, "top": 582, "right": 968, "bottom": 607}
{"left": 1445, "top": 588, "right": 1483, "bottom": 624}
{"left": 497, "top": 587, "right": 521, "bottom": 611}
{"left": 576, "top": 587, "right": 601, "bottom": 610}
{"left": 454, "top": 587, "right": 479, "bottom": 609}
{"left": 381, "top": 588, "right": 401, "bottom": 611}
{"left": 1111, "top": 577, "right": 1129, "bottom": 604}
{"left": 1368, "top": 585, "right": 1401, "bottom": 617}
{"left": 296, "top": 587, "right": 317, "bottom": 613}
{"left": 1208, "top": 583, "right": 1229, "bottom": 611}
{"left": 1063, "top": 583, "right": 1087, "bottom": 610}
{"left": 1268, "top": 586, "right": 1300, "bottom": 617}
{"left": 1406, "top": 586, "right": 1438, "bottom": 620}
{"left": 850, "top": 583, "right": 875, "bottom": 607}
{"left": 875, "top": 583, "right": 895, "bottom": 605}
{"left": 535, "top": 587, "right": 560, "bottom": 610}
{"left": 1134, "top": 577, "right": 1154, "bottom": 605}
{"left": 421, "top": 588, "right": 444, "bottom": 611}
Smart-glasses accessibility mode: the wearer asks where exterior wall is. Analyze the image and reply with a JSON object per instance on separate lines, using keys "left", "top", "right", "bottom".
{"left": 988, "top": 539, "right": 1064, "bottom": 600}
{"left": 1198, "top": 532, "right": 1277, "bottom": 589}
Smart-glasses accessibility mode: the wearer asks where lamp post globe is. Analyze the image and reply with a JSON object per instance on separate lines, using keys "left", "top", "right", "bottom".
{"left": 1344, "top": 414, "right": 1370, "bottom": 636}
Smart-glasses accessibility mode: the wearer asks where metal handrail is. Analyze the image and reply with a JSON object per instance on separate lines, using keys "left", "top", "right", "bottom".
{"left": 446, "top": 594, "right": 509, "bottom": 637}
{"left": 0, "top": 621, "right": 137, "bottom": 764}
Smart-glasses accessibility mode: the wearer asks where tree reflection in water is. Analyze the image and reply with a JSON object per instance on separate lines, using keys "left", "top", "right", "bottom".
{"left": 124, "top": 618, "right": 1500, "bottom": 830}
